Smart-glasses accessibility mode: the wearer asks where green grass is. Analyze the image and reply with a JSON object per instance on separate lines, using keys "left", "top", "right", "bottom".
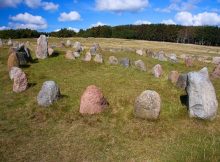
{"left": 0, "top": 38, "right": 220, "bottom": 161}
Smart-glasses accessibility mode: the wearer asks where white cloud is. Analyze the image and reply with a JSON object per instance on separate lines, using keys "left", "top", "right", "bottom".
{"left": 0, "top": 26, "right": 10, "bottom": 30}
{"left": 90, "top": 22, "right": 107, "bottom": 27}
{"left": 58, "top": 11, "right": 81, "bottom": 22}
{"left": 161, "top": 19, "right": 176, "bottom": 25}
{"left": 134, "top": 20, "right": 151, "bottom": 25}
{"left": 175, "top": 11, "right": 220, "bottom": 26}
{"left": 95, "top": 0, "right": 149, "bottom": 12}
{"left": 0, "top": 0, "right": 22, "bottom": 7}
{"left": 156, "top": 0, "right": 201, "bottom": 13}
{"left": 9, "top": 12, "right": 47, "bottom": 30}
{"left": 42, "top": 2, "right": 59, "bottom": 11}
{"left": 55, "top": 27, "right": 79, "bottom": 32}
{"left": 24, "top": 0, "right": 41, "bottom": 8}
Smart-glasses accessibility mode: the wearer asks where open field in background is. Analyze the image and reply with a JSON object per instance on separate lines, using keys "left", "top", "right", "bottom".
{"left": 0, "top": 38, "right": 220, "bottom": 161}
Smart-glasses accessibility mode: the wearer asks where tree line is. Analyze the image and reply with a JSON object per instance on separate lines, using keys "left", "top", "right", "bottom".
{"left": 0, "top": 24, "right": 220, "bottom": 46}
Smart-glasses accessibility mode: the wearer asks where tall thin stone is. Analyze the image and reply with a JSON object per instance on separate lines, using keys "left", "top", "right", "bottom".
{"left": 36, "top": 35, "right": 48, "bottom": 59}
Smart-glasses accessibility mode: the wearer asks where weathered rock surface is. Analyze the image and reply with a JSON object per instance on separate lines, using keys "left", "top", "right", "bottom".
{"left": 185, "top": 56, "right": 193, "bottom": 67}
{"left": 7, "top": 51, "right": 19, "bottom": 71}
{"left": 168, "top": 71, "right": 179, "bottom": 84}
{"left": 187, "top": 67, "right": 218, "bottom": 120}
{"left": 136, "top": 49, "right": 146, "bottom": 56}
{"left": 212, "top": 57, "right": 220, "bottom": 65}
{"left": 211, "top": 64, "right": 220, "bottom": 79}
{"left": 176, "top": 74, "right": 187, "bottom": 89}
{"left": 134, "top": 90, "right": 161, "bottom": 120}
{"left": 48, "top": 48, "right": 54, "bottom": 56}
{"left": 167, "top": 53, "right": 178, "bottom": 63}
{"left": 134, "top": 60, "right": 147, "bottom": 71}
{"left": 80, "top": 85, "right": 109, "bottom": 114}
{"left": 109, "top": 56, "right": 118, "bottom": 65}
{"left": 9, "top": 66, "right": 22, "bottom": 80}
{"left": 119, "top": 58, "right": 130, "bottom": 68}
{"left": 65, "top": 50, "right": 75, "bottom": 60}
{"left": 15, "top": 44, "right": 33, "bottom": 66}
{"left": 94, "top": 54, "right": 103, "bottom": 63}
{"left": 12, "top": 68, "right": 28, "bottom": 93}
{"left": 83, "top": 52, "right": 92, "bottom": 62}
{"left": 36, "top": 35, "right": 48, "bottom": 59}
{"left": 152, "top": 64, "right": 163, "bottom": 78}
{"left": 37, "top": 81, "right": 60, "bottom": 107}
{"left": 154, "top": 51, "right": 167, "bottom": 61}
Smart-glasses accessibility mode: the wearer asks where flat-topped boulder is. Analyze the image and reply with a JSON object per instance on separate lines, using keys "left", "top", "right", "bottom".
{"left": 187, "top": 67, "right": 218, "bottom": 120}
{"left": 134, "top": 90, "right": 161, "bottom": 120}
{"left": 36, "top": 35, "right": 48, "bottom": 59}
{"left": 37, "top": 81, "right": 61, "bottom": 107}
{"left": 80, "top": 85, "right": 109, "bottom": 114}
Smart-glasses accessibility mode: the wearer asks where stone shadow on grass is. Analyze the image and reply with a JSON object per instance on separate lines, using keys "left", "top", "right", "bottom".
{"left": 180, "top": 94, "right": 188, "bottom": 109}
{"left": 49, "top": 51, "right": 59, "bottom": 57}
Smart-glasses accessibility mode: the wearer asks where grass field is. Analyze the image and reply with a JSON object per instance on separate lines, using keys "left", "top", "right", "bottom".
{"left": 0, "top": 38, "right": 220, "bottom": 161}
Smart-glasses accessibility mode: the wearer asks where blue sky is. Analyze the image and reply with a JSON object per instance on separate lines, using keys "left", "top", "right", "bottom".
{"left": 0, "top": 0, "right": 220, "bottom": 32}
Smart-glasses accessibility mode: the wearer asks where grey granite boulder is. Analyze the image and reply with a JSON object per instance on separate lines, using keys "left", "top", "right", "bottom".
{"left": 186, "top": 67, "right": 218, "bottom": 120}
{"left": 134, "top": 60, "right": 146, "bottom": 71}
{"left": 37, "top": 81, "right": 60, "bottom": 107}
{"left": 134, "top": 90, "right": 161, "bottom": 120}
{"left": 36, "top": 35, "right": 48, "bottom": 59}
{"left": 119, "top": 58, "right": 130, "bottom": 68}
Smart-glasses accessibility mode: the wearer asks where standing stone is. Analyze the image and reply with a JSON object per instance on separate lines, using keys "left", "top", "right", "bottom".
{"left": 134, "top": 60, "right": 147, "bottom": 71}
{"left": 154, "top": 51, "right": 167, "bottom": 61}
{"left": 134, "top": 90, "right": 161, "bottom": 120}
{"left": 48, "top": 48, "right": 54, "bottom": 56}
{"left": 168, "top": 71, "right": 179, "bottom": 84}
{"left": 7, "top": 51, "right": 19, "bottom": 71}
{"left": 119, "top": 58, "right": 130, "bottom": 68}
{"left": 7, "top": 38, "right": 13, "bottom": 46}
{"left": 94, "top": 54, "right": 103, "bottom": 63}
{"left": 108, "top": 56, "right": 118, "bottom": 65}
{"left": 176, "top": 74, "right": 187, "bottom": 89}
{"left": 83, "top": 52, "right": 92, "bottom": 62}
{"left": 90, "top": 46, "right": 96, "bottom": 56}
{"left": 37, "top": 81, "right": 60, "bottom": 107}
{"left": 13, "top": 68, "right": 28, "bottom": 93}
{"left": 212, "top": 57, "right": 220, "bottom": 65}
{"left": 167, "top": 53, "right": 178, "bottom": 63}
{"left": 65, "top": 50, "right": 75, "bottom": 60}
{"left": 187, "top": 67, "right": 218, "bottom": 120}
{"left": 74, "top": 41, "right": 82, "bottom": 52}
{"left": 185, "top": 56, "right": 193, "bottom": 67}
{"left": 74, "top": 51, "right": 80, "bottom": 58}
{"left": 152, "top": 64, "right": 163, "bottom": 78}
{"left": 146, "top": 49, "right": 155, "bottom": 57}
{"left": 9, "top": 66, "right": 22, "bottom": 80}
{"left": 211, "top": 64, "right": 220, "bottom": 79}
{"left": 80, "top": 85, "right": 109, "bottom": 114}
{"left": 36, "top": 35, "right": 48, "bottom": 59}
{"left": 0, "top": 38, "right": 2, "bottom": 47}
{"left": 66, "top": 40, "right": 72, "bottom": 47}
{"left": 136, "top": 49, "right": 146, "bottom": 56}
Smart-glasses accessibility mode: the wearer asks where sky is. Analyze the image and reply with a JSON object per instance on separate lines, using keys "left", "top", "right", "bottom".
{"left": 0, "top": 0, "right": 220, "bottom": 32}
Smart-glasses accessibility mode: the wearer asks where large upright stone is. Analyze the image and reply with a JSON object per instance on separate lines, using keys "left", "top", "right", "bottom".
{"left": 0, "top": 38, "right": 3, "bottom": 47}
{"left": 9, "top": 66, "right": 22, "bottom": 80}
{"left": 83, "top": 52, "right": 92, "bottom": 62}
{"left": 7, "top": 51, "right": 19, "bottom": 71}
{"left": 211, "top": 64, "right": 220, "bottom": 79}
{"left": 12, "top": 68, "right": 28, "bottom": 93}
{"left": 176, "top": 74, "right": 187, "bottom": 89}
{"left": 134, "top": 60, "right": 147, "bottom": 71}
{"left": 80, "top": 85, "right": 109, "bottom": 114}
{"left": 37, "top": 81, "right": 61, "bottom": 107}
{"left": 134, "top": 90, "right": 161, "bottom": 120}
{"left": 74, "top": 41, "right": 82, "bottom": 52}
{"left": 152, "top": 64, "right": 163, "bottom": 78}
{"left": 36, "top": 35, "right": 48, "bottom": 59}
{"left": 187, "top": 67, "right": 218, "bottom": 120}
{"left": 16, "top": 44, "right": 33, "bottom": 66}
{"left": 119, "top": 58, "right": 130, "bottom": 68}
